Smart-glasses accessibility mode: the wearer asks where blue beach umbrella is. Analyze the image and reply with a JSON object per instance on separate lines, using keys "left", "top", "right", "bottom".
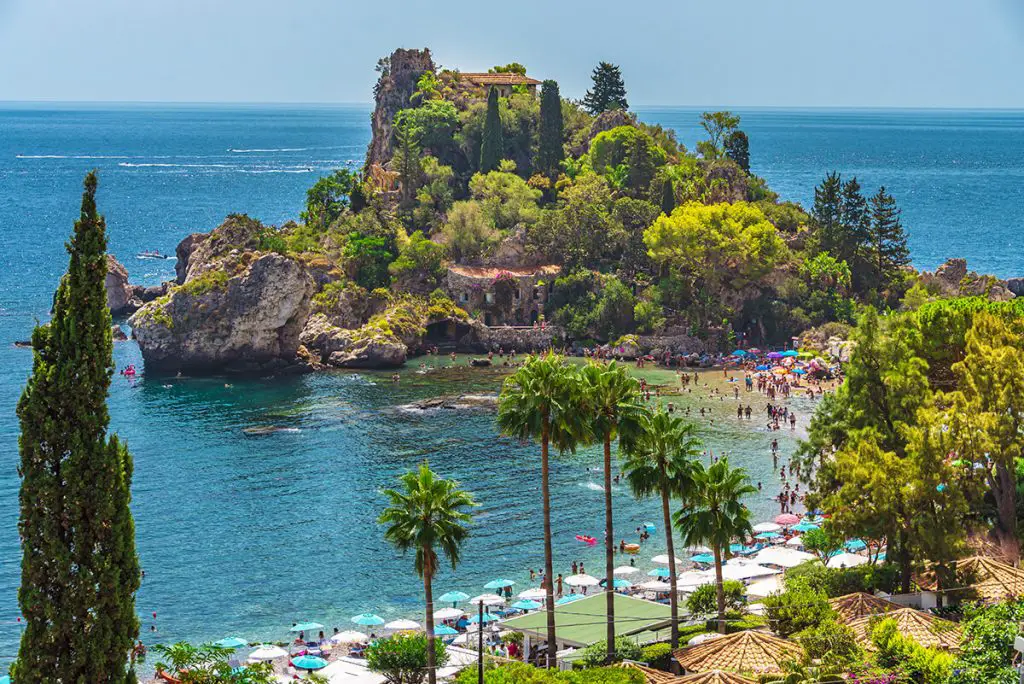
{"left": 556, "top": 593, "right": 586, "bottom": 605}
{"left": 690, "top": 553, "right": 715, "bottom": 564}
{"left": 643, "top": 522, "right": 656, "bottom": 532}
{"left": 438, "top": 590, "right": 470, "bottom": 604}
{"left": 756, "top": 364, "right": 771, "bottom": 370}
{"left": 600, "top": 578, "right": 632, "bottom": 589}
{"left": 0, "top": 677, "right": 10, "bottom": 684}
{"left": 755, "top": 531, "right": 781, "bottom": 540}
{"left": 351, "top": 613, "right": 385, "bottom": 627}
{"left": 845, "top": 539, "right": 867, "bottom": 551}
{"left": 469, "top": 612, "right": 499, "bottom": 624}
{"left": 292, "top": 655, "right": 328, "bottom": 671}
{"left": 483, "top": 579, "right": 516, "bottom": 590}
{"left": 290, "top": 622, "right": 324, "bottom": 633}
{"left": 647, "top": 567, "right": 671, "bottom": 578}
{"left": 793, "top": 521, "right": 820, "bottom": 533}
{"left": 792, "top": 368, "right": 807, "bottom": 375}
{"left": 731, "top": 349, "right": 748, "bottom": 357}
{"left": 214, "top": 636, "right": 248, "bottom": 649}
{"left": 434, "top": 624, "right": 459, "bottom": 636}
{"left": 781, "top": 350, "right": 799, "bottom": 357}
{"left": 511, "top": 599, "right": 542, "bottom": 611}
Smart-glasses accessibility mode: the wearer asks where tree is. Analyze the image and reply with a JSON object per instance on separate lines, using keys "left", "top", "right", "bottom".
{"left": 582, "top": 62, "right": 628, "bottom": 114}
{"left": 698, "top": 111, "right": 740, "bottom": 157}
{"left": 536, "top": 80, "right": 564, "bottom": 177}
{"left": 800, "top": 526, "right": 843, "bottom": 563}
{"left": 480, "top": 87, "right": 504, "bottom": 173}
{"left": 949, "top": 600, "right": 1024, "bottom": 684}
{"left": 577, "top": 637, "right": 641, "bottom": 668}
{"left": 497, "top": 355, "right": 586, "bottom": 667}
{"left": 626, "top": 133, "right": 657, "bottom": 196}
{"left": 14, "top": 172, "right": 141, "bottom": 683}
{"left": 724, "top": 130, "right": 750, "bottom": 173}
{"left": 469, "top": 170, "right": 542, "bottom": 233}
{"left": 393, "top": 122, "right": 424, "bottom": 210}
{"left": 388, "top": 231, "right": 448, "bottom": 290}
{"left": 379, "top": 464, "right": 476, "bottom": 684}
{"left": 839, "top": 177, "right": 872, "bottom": 285}
{"left": 811, "top": 172, "right": 844, "bottom": 259}
{"left": 659, "top": 179, "right": 675, "bottom": 215}
{"left": 622, "top": 408, "right": 700, "bottom": 648}
{"left": 797, "top": 618, "right": 863, "bottom": 668}
{"left": 686, "top": 580, "right": 744, "bottom": 615}
{"left": 367, "top": 632, "right": 448, "bottom": 684}
{"left": 490, "top": 63, "right": 527, "bottom": 75}
{"left": 868, "top": 186, "right": 911, "bottom": 294}
{"left": 673, "top": 458, "right": 755, "bottom": 633}
{"left": 578, "top": 362, "right": 644, "bottom": 662}
{"left": 763, "top": 578, "right": 834, "bottom": 637}
{"left": 302, "top": 169, "right": 357, "bottom": 230}
{"left": 440, "top": 201, "right": 499, "bottom": 263}
{"left": 152, "top": 642, "right": 276, "bottom": 683}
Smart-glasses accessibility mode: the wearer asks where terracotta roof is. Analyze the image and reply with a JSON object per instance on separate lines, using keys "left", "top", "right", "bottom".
{"left": 846, "top": 608, "right": 961, "bottom": 651}
{"left": 673, "top": 630, "right": 803, "bottom": 676}
{"left": 829, "top": 592, "right": 902, "bottom": 623}
{"left": 614, "top": 662, "right": 681, "bottom": 684}
{"left": 676, "top": 670, "right": 758, "bottom": 684}
{"left": 916, "top": 555, "right": 1024, "bottom": 602}
{"left": 459, "top": 72, "right": 541, "bottom": 86}
{"left": 447, "top": 265, "right": 559, "bottom": 279}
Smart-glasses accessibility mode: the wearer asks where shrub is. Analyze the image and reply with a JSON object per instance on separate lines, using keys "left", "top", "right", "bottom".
{"left": 367, "top": 632, "right": 447, "bottom": 684}
{"left": 455, "top": 661, "right": 643, "bottom": 684}
{"left": 638, "top": 643, "right": 672, "bottom": 670}
{"left": 872, "top": 618, "right": 953, "bottom": 684}
{"left": 797, "top": 617, "right": 863, "bottom": 668}
{"left": 762, "top": 577, "right": 833, "bottom": 637}
{"left": 686, "top": 580, "right": 745, "bottom": 615}
{"left": 180, "top": 270, "right": 229, "bottom": 296}
{"left": 577, "top": 636, "right": 642, "bottom": 667}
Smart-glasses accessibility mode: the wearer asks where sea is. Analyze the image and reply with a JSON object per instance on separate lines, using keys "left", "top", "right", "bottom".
{"left": 0, "top": 104, "right": 1022, "bottom": 665}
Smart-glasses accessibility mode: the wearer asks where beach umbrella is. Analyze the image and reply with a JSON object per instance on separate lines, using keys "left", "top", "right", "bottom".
{"left": 683, "top": 544, "right": 712, "bottom": 554}
{"left": 292, "top": 654, "right": 328, "bottom": 671}
{"left": 613, "top": 566, "right": 639, "bottom": 576}
{"left": 0, "top": 676, "right": 9, "bottom": 684}
{"left": 434, "top": 624, "right": 459, "bottom": 636}
{"left": 433, "top": 607, "right": 464, "bottom": 620}
{"left": 785, "top": 535, "right": 803, "bottom": 547}
{"left": 647, "top": 567, "right": 672, "bottom": 578}
{"left": 753, "top": 546, "right": 816, "bottom": 568}
{"left": 351, "top": 613, "right": 385, "bottom": 627}
{"left": 385, "top": 619, "right": 421, "bottom": 631}
{"left": 746, "top": 575, "right": 784, "bottom": 598}
{"left": 290, "top": 622, "right": 324, "bottom": 634}
{"left": 600, "top": 578, "right": 633, "bottom": 589}
{"left": 845, "top": 538, "right": 868, "bottom": 551}
{"left": 468, "top": 612, "right": 499, "bottom": 624}
{"left": 565, "top": 573, "right": 599, "bottom": 587}
{"left": 248, "top": 645, "right": 288, "bottom": 661}
{"left": 755, "top": 364, "right": 771, "bottom": 371}
{"left": 676, "top": 570, "right": 713, "bottom": 590}
{"left": 793, "top": 521, "right": 820, "bottom": 533}
{"left": 827, "top": 552, "right": 869, "bottom": 569}
{"left": 637, "top": 580, "right": 672, "bottom": 592}
{"left": 555, "top": 593, "right": 586, "bottom": 605}
{"left": 650, "top": 554, "right": 683, "bottom": 566}
{"left": 437, "top": 590, "right": 469, "bottom": 603}
{"left": 755, "top": 531, "right": 781, "bottom": 540}
{"left": 720, "top": 563, "right": 780, "bottom": 581}
{"left": 690, "top": 553, "right": 715, "bottom": 564}
{"left": 483, "top": 578, "right": 516, "bottom": 590}
{"left": 643, "top": 522, "right": 656, "bottom": 531}
{"left": 781, "top": 350, "right": 799, "bottom": 357}
{"left": 731, "top": 350, "right": 748, "bottom": 357}
{"left": 775, "top": 513, "right": 800, "bottom": 526}
{"left": 752, "top": 522, "right": 782, "bottom": 533}
{"left": 214, "top": 637, "right": 248, "bottom": 649}
{"left": 518, "top": 587, "right": 546, "bottom": 600}
{"left": 511, "top": 599, "right": 542, "bottom": 611}
{"left": 330, "top": 630, "right": 368, "bottom": 644}
{"left": 792, "top": 368, "right": 807, "bottom": 375}
{"left": 468, "top": 593, "right": 505, "bottom": 606}
{"left": 767, "top": 351, "right": 784, "bottom": 359}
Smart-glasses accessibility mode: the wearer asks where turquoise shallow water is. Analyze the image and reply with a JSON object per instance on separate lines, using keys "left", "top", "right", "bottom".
{"left": 0, "top": 104, "right": 1022, "bottom": 664}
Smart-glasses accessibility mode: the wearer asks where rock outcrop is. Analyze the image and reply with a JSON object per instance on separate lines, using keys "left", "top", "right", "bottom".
{"left": 328, "top": 337, "right": 407, "bottom": 369}
{"left": 920, "top": 257, "right": 1015, "bottom": 301}
{"left": 400, "top": 394, "right": 499, "bottom": 411}
{"left": 175, "top": 233, "right": 206, "bottom": 284}
{"left": 105, "top": 255, "right": 139, "bottom": 316}
{"left": 364, "top": 48, "right": 435, "bottom": 170}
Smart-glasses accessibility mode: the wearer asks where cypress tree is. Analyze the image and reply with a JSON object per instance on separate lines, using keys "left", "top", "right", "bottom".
{"left": 582, "top": 62, "right": 628, "bottom": 115}
{"left": 724, "top": 130, "right": 750, "bottom": 173}
{"left": 626, "top": 134, "right": 657, "bottom": 196}
{"left": 479, "top": 86, "right": 503, "bottom": 173}
{"left": 14, "top": 172, "right": 140, "bottom": 683}
{"left": 660, "top": 179, "right": 676, "bottom": 216}
{"left": 869, "top": 186, "right": 911, "bottom": 290}
{"left": 536, "top": 80, "right": 564, "bottom": 177}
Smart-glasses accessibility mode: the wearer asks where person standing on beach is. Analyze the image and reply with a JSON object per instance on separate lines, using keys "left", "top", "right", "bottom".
{"left": 556, "top": 574, "right": 563, "bottom": 597}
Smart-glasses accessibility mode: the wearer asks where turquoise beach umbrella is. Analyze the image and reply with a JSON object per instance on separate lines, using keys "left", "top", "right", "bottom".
{"left": 781, "top": 350, "right": 799, "bottom": 357}
{"left": 647, "top": 567, "right": 671, "bottom": 578}
{"left": 290, "top": 622, "right": 324, "bottom": 633}
{"left": 0, "top": 676, "right": 10, "bottom": 684}
{"left": 434, "top": 624, "right": 459, "bottom": 636}
{"left": 469, "top": 612, "right": 499, "bottom": 624}
{"left": 690, "top": 553, "right": 715, "bottom": 564}
{"left": 755, "top": 531, "right": 781, "bottom": 540}
{"left": 214, "top": 636, "right": 248, "bottom": 649}
{"left": 511, "top": 599, "right": 542, "bottom": 611}
{"left": 600, "top": 578, "right": 632, "bottom": 589}
{"left": 793, "top": 521, "right": 820, "bottom": 533}
{"left": 438, "top": 591, "right": 469, "bottom": 603}
{"left": 292, "top": 654, "right": 328, "bottom": 671}
{"left": 351, "top": 613, "right": 385, "bottom": 627}
{"left": 555, "top": 593, "right": 586, "bottom": 605}
{"left": 483, "top": 579, "right": 516, "bottom": 590}
{"left": 845, "top": 539, "right": 867, "bottom": 551}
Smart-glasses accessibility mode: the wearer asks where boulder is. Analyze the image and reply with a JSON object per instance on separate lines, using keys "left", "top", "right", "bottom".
{"left": 328, "top": 337, "right": 406, "bottom": 369}
{"left": 299, "top": 313, "right": 354, "bottom": 361}
{"left": 1007, "top": 278, "right": 1024, "bottom": 297}
{"left": 175, "top": 233, "right": 207, "bottom": 284}
{"left": 130, "top": 253, "right": 315, "bottom": 374}
{"left": 934, "top": 258, "right": 968, "bottom": 287}
{"left": 111, "top": 325, "right": 128, "bottom": 341}
{"left": 401, "top": 394, "right": 499, "bottom": 411}
{"left": 105, "top": 255, "right": 136, "bottom": 315}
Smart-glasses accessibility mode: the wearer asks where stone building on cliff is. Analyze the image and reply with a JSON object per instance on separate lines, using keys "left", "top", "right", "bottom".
{"left": 444, "top": 265, "right": 559, "bottom": 327}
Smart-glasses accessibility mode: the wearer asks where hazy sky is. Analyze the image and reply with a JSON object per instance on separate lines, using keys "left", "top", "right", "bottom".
{"left": 2, "top": 0, "right": 1024, "bottom": 107}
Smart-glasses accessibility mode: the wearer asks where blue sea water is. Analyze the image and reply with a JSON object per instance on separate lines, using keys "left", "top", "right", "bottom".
{"left": 0, "top": 104, "right": 1022, "bottom": 665}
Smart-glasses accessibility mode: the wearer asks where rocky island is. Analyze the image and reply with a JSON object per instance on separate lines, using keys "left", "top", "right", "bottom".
{"left": 119, "top": 48, "right": 1021, "bottom": 375}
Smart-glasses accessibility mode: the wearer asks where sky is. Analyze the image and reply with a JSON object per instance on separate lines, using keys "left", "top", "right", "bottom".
{"left": 2, "top": 0, "right": 1024, "bottom": 107}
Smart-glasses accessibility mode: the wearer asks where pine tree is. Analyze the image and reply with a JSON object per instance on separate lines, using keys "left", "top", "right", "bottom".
{"left": 811, "top": 171, "right": 844, "bottom": 257}
{"left": 14, "top": 172, "right": 140, "bottom": 683}
{"left": 626, "top": 134, "right": 656, "bottom": 196}
{"left": 536, "top": 80, "right": 564, "bottom": 177}
{"left": 839, "top": 177, "right": 873, "bottom": 290}
{"left": 582, "top": 62, "right": 628, "bottom": 115}
{"left": 724, "top": 130, "right": 750, "bottom": 173}
{"left": 660, "top": 179, "right": 676, "bottom": 216}
{"left": 869, "top": 186, "right": 911, "bottom": 291}
{"left": 479, "top": 86, "right": 503, "bottom": 173}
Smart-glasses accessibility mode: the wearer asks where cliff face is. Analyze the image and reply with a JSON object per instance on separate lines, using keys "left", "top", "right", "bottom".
{"left": 364, "top": 48, "right": 435, "bottom": 170}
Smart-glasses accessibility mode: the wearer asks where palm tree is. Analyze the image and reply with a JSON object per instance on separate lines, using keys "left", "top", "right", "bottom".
{"left": 673, "top": 457, "right": 755, "bottom": 634}
{"left": 379, "top": 463, "right": 476, "bottom": 684}
{"left": 622, "top": 407, "right": 701, "bottom": 648}
{"left": 578, "top": 361, "right": 644, "bottom": 663}
{"left": 497, "top": 354, "right": 586, "bottom": 668}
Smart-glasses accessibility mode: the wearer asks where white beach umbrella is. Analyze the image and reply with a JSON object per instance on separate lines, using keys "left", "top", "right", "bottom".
{"left": 651, "top": 554, "right": 684, "bottom": 566}
{"left": 248, "top": 645, "right": 288, "bottom": 661}
{"left": 745, "top": 575, "right": 784, "bottom": 598}
{"left": 613, "top": 566, "right": 639, "bottom": 576}
{"left": 676, "top": 570, "right": 713, "bottom": 590}
{"left": 468, "top": 593, "right": 505, "bottom": 606}
{"left": 329, "top": 630, "right": 369, "bottom": 644}
{"left": 827, "top": 552, "right": 869, "bottom": 569}
{"left": 688, "top": 632, "right": 724, "bottom": 646}
{"left": 683, "top": 545, "right": 712, "bottom": 554}
{"left": 752, "top": 522, "right": 783, "bottom": 533}
{"left": 564, "top": 573, "right": 600, "bottom": 587}
{"left": 754, "top": 546, "right": 816, "bottom": 568}
{"left": 385, "top": 619, "right": 421, "bottom": 631}
{"left": 434, "top": 607, "right": 465, "bottom": 620}
{"left": 637, "top": 580, "right": 672, "bottom": 591}
{"left": 785, "top": 535, "right": 803, "bottom": 547}
{"left": 720, "top": 563, "right": 780, "bottom": 581}
{"left": 518, "top": 587, "right": 546, "bottom": 600}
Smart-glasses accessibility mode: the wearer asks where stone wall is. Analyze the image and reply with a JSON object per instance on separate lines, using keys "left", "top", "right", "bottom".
{"left": 444, "top": 265, "right": 559, "bottom": 327}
